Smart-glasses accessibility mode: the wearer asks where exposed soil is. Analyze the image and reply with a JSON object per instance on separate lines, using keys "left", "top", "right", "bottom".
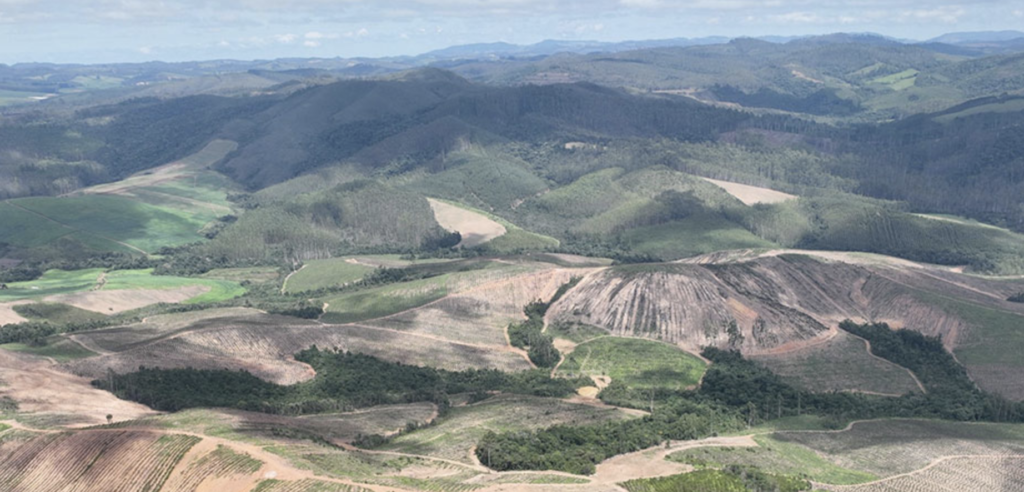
{"left": 46, "top": 285, "right": 210, "bottom": 314}
{"left": 0, "top": 349, "right": 156, "bottom": 427}
{"left": 427, "top": 198, "right": 507, "bottom": 247}
{"left": 701, "top": 177, "right": 797, "bottom": 205}
{"left": 0, "top": 300, "right": 30, "bottom": 326}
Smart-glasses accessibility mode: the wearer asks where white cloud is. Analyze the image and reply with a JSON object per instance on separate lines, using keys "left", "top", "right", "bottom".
{"left": 899, "top": 7, "right": 965, "bottom": 23}
{"left": 303, "top": 40, "right": 321, "bottom": 47}
{"left": 138, "top": 46, "right": 152, "bottom": 54}
{"left": 274, "top": 33, "right": 297, "bottom": 43}
{"left": 304, "top": 31, "right": 340, "bottom": 40}
{"left": 1014, "top": 9, "right": 1023, "bottom": 17}
{"left": 771, "top": 11, "right": 820, "bottom": 23}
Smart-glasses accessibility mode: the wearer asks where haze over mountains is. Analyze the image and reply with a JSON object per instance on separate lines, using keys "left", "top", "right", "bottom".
{"left": 1, "top": 27, "right": 1024, "bottom": 492}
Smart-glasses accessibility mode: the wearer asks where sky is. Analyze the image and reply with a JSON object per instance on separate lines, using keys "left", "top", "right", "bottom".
{"left": 1, "top": 0, "right": 1023, "bottom": 64}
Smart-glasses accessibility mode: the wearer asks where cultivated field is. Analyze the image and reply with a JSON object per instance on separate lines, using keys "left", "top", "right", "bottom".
{"left": 773, "top": 419, "right": 1024, "bottom": 479}
{"left": 0, "top": 430, "right": 200, "bottom": 491}
{"left": 817, "top": 456, "right": 1024, "bottom": 492}
{"left": 556, "top": 337, "right": 706, "bottom": 391}
{"left": 750, "top": 330, "right": 923, "bottom": 396}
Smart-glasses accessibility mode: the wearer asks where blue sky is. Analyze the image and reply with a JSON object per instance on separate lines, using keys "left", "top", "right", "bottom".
{"left": 1, "top": 0, "right": 1022, "bottom": 63}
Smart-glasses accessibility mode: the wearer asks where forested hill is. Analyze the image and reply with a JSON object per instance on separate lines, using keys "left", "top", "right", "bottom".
{"left": 3, "top": 68, "right": 1024, "bottom": 233}
{"left": 84, "top": 71, "right": 766, "bottom": 189}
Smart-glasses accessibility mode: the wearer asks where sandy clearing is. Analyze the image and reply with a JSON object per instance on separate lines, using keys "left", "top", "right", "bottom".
{"left": 0, "top": 349, "right": 157, "bottom": 427}
{"left": 0, "top": 300, "right": 31, "bottom": 326}
{"left": 701, "top": 177, "right": 797, "bottom": 205}
{"left": 45, "top": 285, "right": 209, "bottom": 314}
{"left": 428, "top": 198, "right": 506, "bottom": 248}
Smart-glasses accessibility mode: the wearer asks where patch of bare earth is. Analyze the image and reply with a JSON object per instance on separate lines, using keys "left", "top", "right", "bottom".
{"left": 701, "top": 177, "right": 797, "bottom": 205}
{"left": 45, "top": 285, "right": 209, "bottom": 314}
{"left": 0, "top": 349, "right": 156, "bottom": 427}
{"left": 427, "top": 198, "right": 506, "bottom": 247}
{"left": 0, "top": 300, "right": 30, "bottom": 326}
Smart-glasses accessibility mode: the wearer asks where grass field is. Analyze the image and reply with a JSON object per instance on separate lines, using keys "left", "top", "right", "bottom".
{"left": 0, "top": 268, "right": 244, "bottom": 306}
{"left": 0, "top": 339, "right": 96, "bottom": 362}
{"left": 556, "top": 337, "right": 706, "bottom": 391}
{"left": 320, "top": 275, "right": 449, "bottom": 324}
{"left": 382, "top": 394, "right": 634, "bottom": 464}
{"left": 0, "top": 140, "right": 240, "bottom": 256}
{"left": 7, "top": 195, "right": 209, "bottom": 253}
{"left": 750, "top": 330, "right": 922, "bottom": 396}
{"left": 101, "top": 269, "right": 246, "bottom": 304}
{"left": 201, "top": 266, "right": 281, "bottom": 284}
{"left": 620, "top": 214, "right": 776, "bottom": 261}
{"left": 284, "top": 259, "right": 378, "bottom": 293}
{"left": 933, "top": 98, "right": 1024, "bottom": 123}
{"left": 911, "top": 289, "right": 1024, "bottom": 399}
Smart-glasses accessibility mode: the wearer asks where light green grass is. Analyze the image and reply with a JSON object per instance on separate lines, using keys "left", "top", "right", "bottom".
{"left": 1, "top": 339, "right": 97, "bottom": 362}
{"left": 320, "top": 275, "right": 449, "bottom": 324}
{"left": 102, "top": 269, "right": 246, "bottom": 304}
{"left": 10, "top": 195, "right": 207, "bottom": 253}
{"left": 0, "top": 269, "right": 104, "bottom": 302}
{"left": 621, "top": 214, "right": 776, "bottom": 261}
{"left": 870, "top": 69, "right": 918, "bottom": 90}
{"left": 556, "top": 337, "right": 706, "bottom": 390}
{"left": 284, "top": 258, "right": 377, "bottom": 293}
{"left": 0, "top": 89, "right": 49, "bottom": 106}
{"left": 669, "top": 435, "right": 876, "bottom": 485}
{"left": 201, "top": 267, "right": 281, "bottom": 284}
{"left": 0, "top": 268, "right": 244, "bottom": 304}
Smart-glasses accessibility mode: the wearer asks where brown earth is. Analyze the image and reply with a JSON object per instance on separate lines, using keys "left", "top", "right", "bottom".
{"left": 46, "top": 285, "right": 210, "bottom": 314}
{"left": 0, "top": 300, "right": 30, "bottom": 326}
{"left": 701, "top": 177, "right": 797, "bottom": 205}
{"left": 0, "top": 349, "right": 156, "bottom": 427}
{"left": 427, "top": 198, "right": 507, "bottom": 247}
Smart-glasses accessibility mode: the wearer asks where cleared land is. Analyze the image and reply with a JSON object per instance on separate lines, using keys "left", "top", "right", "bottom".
{"left": 548, "top": 253, "right": 1024, "bottom": 399}
{"left": 0, "top": 349, "right": 156, "bottom": 427}
{"left": 556, "top": 337, "right": 706, "bottom": 391}
{"left": 0, "top": 430, "right": 200, "bottom": 491}
{"left": 0, "top": 301, "right": 30, "bottom": 326}
{"left": 750, "top": 330, "right": 923, "bottom": 396}
{"left": 427, "top": 198, "right": 507, "bottom": 248}
{"left": 774, "top": 419, "right": 1024, "bottom": 480}
{"left": 816, "top": 456, "right": 1024, "bottom": 492}
{"left": 701, "top": 177, "right": 797, "bottom": 206}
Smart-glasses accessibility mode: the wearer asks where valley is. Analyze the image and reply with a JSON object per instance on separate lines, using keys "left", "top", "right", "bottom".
{"left": 2, "top": 30, "right": 1024, "bottom": 492}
